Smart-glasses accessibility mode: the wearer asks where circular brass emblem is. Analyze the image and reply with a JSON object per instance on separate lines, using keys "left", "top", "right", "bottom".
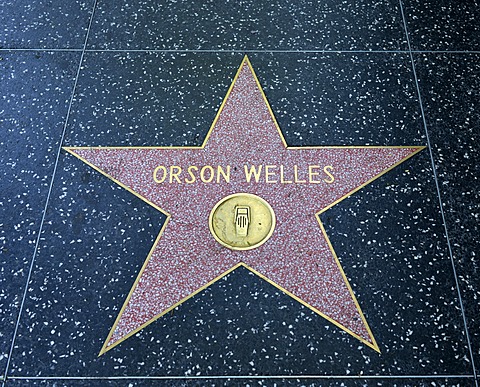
{"left": 209, "top": 193, "right": 276, "bottom": 250}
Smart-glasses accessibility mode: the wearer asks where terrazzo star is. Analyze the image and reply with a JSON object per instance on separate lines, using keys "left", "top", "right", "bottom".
{"left": 65, "top": 56, "right": 424, "bottom": 355}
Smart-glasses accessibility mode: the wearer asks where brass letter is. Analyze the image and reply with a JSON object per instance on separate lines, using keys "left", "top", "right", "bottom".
{"left": 217, "top": 165, "right": 231, "bottom": 183}
{"left": 308, "top": 165, "right": 321, "bottom": 184}
{"left": 153, "top": 166, "right": 167, "bottom": 183}
{"left": 323, "top": 166, "right": 335, "bottom": 184}
{"left": 244, "top": 165, "right": 263, "bottom": 183}
{"left": 265, "top": 165, "right": 277, "bottom": 183}
{"left": 169, "top": 166, "right": 182, "bottom": 183}
{"left": 200, "top": 165, "right": 214, "bottom": 183}
{"left": 185, "top": 166, "right": 198, "bottom": 184}
{"left": 294, "top": 165, "right": 307, "bottom": 183}
{"left": 280, "top": 165, "right": 293, "bottom": 184}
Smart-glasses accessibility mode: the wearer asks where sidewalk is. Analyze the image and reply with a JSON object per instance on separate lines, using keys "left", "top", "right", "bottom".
{"left": 1, "top": 1, "right": 478, "bottom": 385}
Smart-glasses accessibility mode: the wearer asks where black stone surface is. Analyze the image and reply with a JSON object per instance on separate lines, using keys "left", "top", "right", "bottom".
{"left": 414, "top": 53, "right": 480, "bottom": 375}
{"left": 0, "top": 0, "right": 94, "bottom": 49}
{"left": 65, "top": 53, "right": 243, "bottom": 147}
{"left": 249, "top": 52, "right": 425, "bottom": 146}
{"left": 320, "top": 151, "right": 470, "bottom": 375}
{"left": 5, "top": 53, "right": 474, "bottom": 380}
{"left": 87, "top": 0, "right": 408, "bottom": 51}
{"left": 0, "top": 51, "right": 80, "bottom": 375}
{"left": 64, "top": 52, "right": 425, "bottom": 147}
{"left": 1, "top": 0, "right": 479, "bottom": 385}
{"left": 402, "top": 0, "right": 480, "bottom": 51}
{"left": 5, "top": 377, "right": 478, "bottom": 386}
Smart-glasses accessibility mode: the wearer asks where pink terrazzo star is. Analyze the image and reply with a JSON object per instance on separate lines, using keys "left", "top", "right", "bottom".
{"left": 65, "top": 57, "right": 424, "bottom": 355}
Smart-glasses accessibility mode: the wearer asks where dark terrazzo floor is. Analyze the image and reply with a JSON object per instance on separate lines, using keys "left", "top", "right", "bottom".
{"left": 0, "top": 0, "right": 478, "bottom": 386}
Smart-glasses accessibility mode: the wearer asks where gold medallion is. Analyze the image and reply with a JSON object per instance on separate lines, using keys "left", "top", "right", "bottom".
{"left": 209, "top": 193, "right": 276, "bottom": 250}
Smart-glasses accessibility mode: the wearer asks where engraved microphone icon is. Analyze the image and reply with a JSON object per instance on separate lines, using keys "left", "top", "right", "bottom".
{"left": 235, "top": 206, "right": 250, "bottom": 237}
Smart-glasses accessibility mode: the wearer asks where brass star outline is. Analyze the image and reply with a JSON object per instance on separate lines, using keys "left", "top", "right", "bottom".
{"left": 65, "top": 56, "right": 424, "bottom": 355}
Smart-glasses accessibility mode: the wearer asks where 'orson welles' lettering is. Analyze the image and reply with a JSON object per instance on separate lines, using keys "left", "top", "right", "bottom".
{"left": 153, "top": 165, "right": 335, "bottom": 184}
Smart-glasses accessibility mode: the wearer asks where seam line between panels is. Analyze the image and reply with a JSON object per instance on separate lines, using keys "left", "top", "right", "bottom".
{"left": 2, "top": 48, "right": 480, "bottom": 54}
{"left": 2, "top": 0, "right": 100, "bottom": 382}
{"left": 399, "top": 0, "right": 478, "bottom": 383}
{"left": 6, "top": 375, "right": 478, "bottom": 380}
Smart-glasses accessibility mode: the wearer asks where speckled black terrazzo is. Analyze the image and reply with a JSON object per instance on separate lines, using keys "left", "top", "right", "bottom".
{"left": 0, "top": 51, "right": 80, "bottom": 375}
{"left": 248, "top": 53, "right": 425, "bottom": 146}
{"left": 65, "top": 52, "right": 425, "bottom": 148}
{"left": 320, "top": 151, "right": 470, "bottom": 375}
{"left": 402, "top": 0, "right": 480, "bottom": 51}
{"left": 87, "top": 0, "right": 407, "bottom": 51}
{"left": 414, "top": 53, "right": 480, "bottom": 376}
{"left": 1, "top": 0, "right": 479, "bottom": 385}
{"left": 65, "top": 53, "right": 243, "bottom": 147}
{"left": 4, "top": 377, "right": 478, "bottom": 387}
{"left": 0, "top": 0, "right": 94, "bottom": 49}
